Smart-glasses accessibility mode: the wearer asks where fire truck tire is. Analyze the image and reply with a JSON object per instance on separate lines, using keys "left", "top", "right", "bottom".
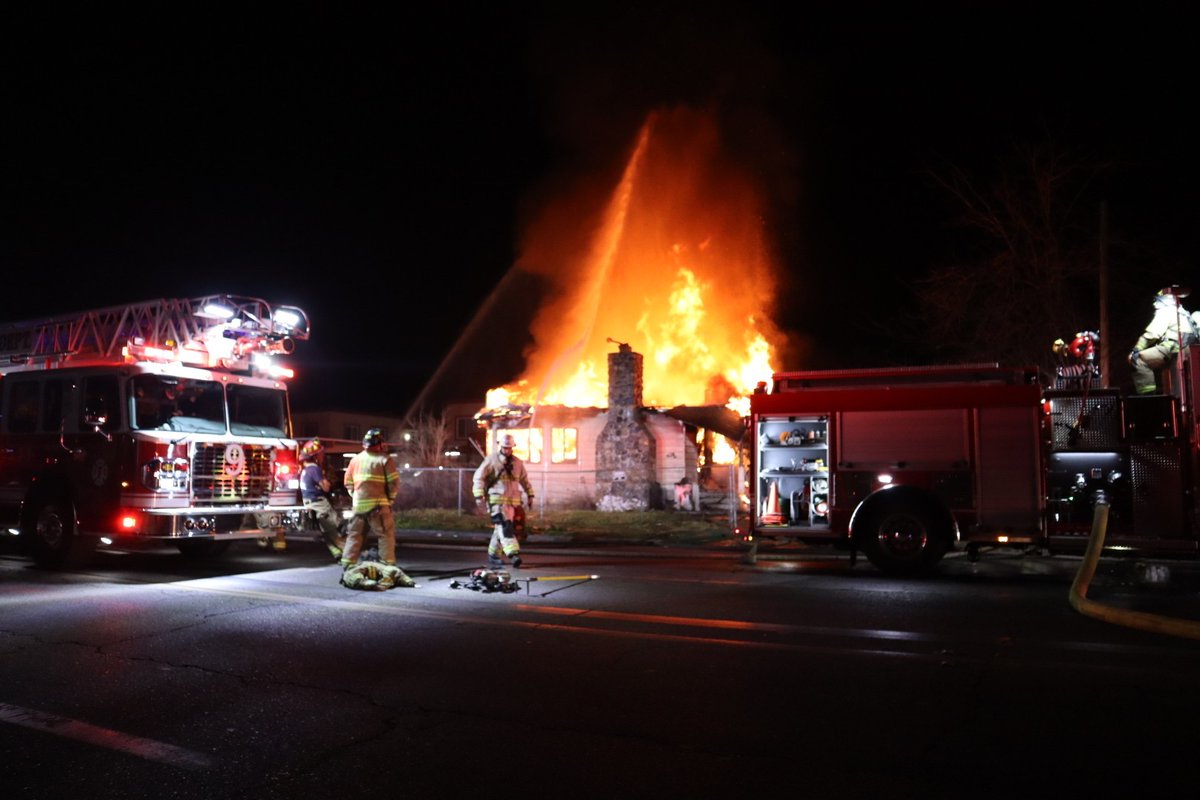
{"left": 857, "top": 500, "right": 950, "bottom": 576}
{"left": 175, "top": 540, "right": 232, "bottom": 558}
{"left": 26, "top": 498, "right": 95, "bottom": 569}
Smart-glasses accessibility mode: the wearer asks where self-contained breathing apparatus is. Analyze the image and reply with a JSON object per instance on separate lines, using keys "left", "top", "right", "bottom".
{"left": 450, "top": 568, "right": 519, "bottom": 593}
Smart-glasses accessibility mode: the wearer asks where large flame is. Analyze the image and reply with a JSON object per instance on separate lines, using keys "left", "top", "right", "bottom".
{"left": 490, "top": 107, "right": 780, "bottom": 413}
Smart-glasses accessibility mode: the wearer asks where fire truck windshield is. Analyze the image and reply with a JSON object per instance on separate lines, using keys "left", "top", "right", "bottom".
{"left": 227, "top": 384, "right": 288, "bottom": 437}
{"left": 129, "top": 375, "right": 288, "bottom": 437}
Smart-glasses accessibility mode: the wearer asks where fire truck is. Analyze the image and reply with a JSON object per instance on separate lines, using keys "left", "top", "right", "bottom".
{"left": 748, "top": 352, "right": 1199, "bottom": 575}
{"left": 0, "top": 296, "right": 310, "bottom": 567}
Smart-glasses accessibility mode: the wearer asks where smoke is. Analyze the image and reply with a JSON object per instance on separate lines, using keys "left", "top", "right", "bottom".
{"left": 504, "top": 105, "right": 785, "bottom": 408}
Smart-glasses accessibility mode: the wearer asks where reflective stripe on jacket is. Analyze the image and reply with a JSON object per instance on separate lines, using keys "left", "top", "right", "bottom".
{"left": 472, "top": 452, "right": 534, "bottom": 506}
{"left": 345, "top": 451, "right": 398, "bottom": 513}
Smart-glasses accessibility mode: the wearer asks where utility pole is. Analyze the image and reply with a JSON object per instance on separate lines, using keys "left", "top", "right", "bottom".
{"left": 1099, "top": 201, "right": 1110, "bottom": 388}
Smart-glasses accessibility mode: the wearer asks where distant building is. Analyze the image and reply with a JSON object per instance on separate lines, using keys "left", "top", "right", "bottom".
{"left": 291, "top": 409, "right": 406, "bottom": 454}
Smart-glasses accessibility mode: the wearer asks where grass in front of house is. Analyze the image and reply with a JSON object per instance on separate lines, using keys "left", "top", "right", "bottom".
{"left": 394, "top": 508, "right": 734, "bottom": 543}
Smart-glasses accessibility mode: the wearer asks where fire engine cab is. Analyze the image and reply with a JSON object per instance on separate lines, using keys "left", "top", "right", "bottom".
{"left": 749, "top": 356, "right": 1200, "bottom": 575}
{"left": 0, "top": 296, "right": 310, "bottom": 567}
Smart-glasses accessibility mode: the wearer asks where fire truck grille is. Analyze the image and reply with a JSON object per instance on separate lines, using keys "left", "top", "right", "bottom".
{"left": 191, "top": 443, "right": 274, "bottom": 503}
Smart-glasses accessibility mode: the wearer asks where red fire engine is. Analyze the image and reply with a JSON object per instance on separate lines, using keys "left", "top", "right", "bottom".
{"left": 748, "top": 352, "right": 1199, "bottom": 575}
{"left": 0, "top": 296, "right": 310, "bottom": 567}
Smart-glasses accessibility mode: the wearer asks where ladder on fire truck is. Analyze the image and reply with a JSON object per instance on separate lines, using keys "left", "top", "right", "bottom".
{"left": 0, "top": 295, "right": 309, "bottom": 374}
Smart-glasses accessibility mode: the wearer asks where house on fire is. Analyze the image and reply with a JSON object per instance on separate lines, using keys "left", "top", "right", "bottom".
{"left": 476, "top": 343, "right": 746, "bottom": 512}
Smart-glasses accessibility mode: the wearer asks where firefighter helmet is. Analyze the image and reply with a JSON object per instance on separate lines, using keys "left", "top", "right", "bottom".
{"left": 300, "top": 439, "right": 324, "bottom": 460}
{"left": 363, "top": 428, "right": 385, "bottom": 448}
{"left": 498, "top": 434, "right": 516, "bottom": 450}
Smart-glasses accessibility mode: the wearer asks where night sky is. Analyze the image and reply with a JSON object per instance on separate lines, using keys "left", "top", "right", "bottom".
{"left": 5, "top": 3, "right": 1198, "bottom": 415}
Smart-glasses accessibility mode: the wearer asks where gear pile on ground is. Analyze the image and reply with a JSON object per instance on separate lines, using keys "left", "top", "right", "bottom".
{"left": 450, "top": 568, "right": 520, "bottom": 594}
{"left": 340, "top": 560, "right": 415, "bottom": 590}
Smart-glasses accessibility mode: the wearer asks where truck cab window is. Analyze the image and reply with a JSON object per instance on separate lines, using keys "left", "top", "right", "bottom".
{"left": 227, "top": 385, "right": 288, "bottom": 437}
{"left": 7, "top": 380, "right": 40, "bottom": 432}
{"left": 41, "top": 380, "right": 64, "bottom": 433}
{"left": 82, "top": 375, "right": 120, "bottom": 433}
{"left": 130, "top": 374, "right": 225, "bottom": 433}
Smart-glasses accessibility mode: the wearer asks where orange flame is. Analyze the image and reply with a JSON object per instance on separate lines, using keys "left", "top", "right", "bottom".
{"left": 490, "top": 107, "right": 780, "bottom": 414}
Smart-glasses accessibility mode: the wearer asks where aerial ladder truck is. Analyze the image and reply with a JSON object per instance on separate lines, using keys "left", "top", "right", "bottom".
{"left": 0, "top": 295, "right": 310, "bottom": 567}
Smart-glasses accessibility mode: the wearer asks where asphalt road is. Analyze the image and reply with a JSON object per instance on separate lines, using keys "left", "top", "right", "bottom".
{"left": 1, "top": 535, "right": 1199, "bottom": 799}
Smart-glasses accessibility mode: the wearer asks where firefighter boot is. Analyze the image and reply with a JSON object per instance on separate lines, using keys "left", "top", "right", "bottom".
{"left": 511, "top": 554, "right": 523, "bottom": 569}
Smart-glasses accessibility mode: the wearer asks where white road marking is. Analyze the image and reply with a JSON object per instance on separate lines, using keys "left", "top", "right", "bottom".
{"left": 0, "top": 702, "right": 214, "bottom": 769}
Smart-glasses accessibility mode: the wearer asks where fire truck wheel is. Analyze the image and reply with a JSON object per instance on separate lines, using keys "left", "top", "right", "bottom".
{"left": 175, "top": 540, "right": 232, "bottom": 558}
{"left": 858, "top": 501, "right": 950, "bottom": 576}
{"left": 27, "top": 498, "right": 95, "bottom": 569}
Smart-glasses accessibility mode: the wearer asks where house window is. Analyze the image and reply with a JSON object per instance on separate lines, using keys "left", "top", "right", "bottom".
{"left": 551, "top": 427, "right": 577, "bottom": 463}
{"left": 504, "top": 428, "right": 543, "bottom": 463}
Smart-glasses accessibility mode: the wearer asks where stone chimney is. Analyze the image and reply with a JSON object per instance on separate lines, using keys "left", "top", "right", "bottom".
{"left": 595, "top": 343, "right": 657, "bottom": 511}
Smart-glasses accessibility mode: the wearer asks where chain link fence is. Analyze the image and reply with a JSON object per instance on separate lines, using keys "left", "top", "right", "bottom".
{"left": 388, "top": 464, "right": 742, "bottom": 526}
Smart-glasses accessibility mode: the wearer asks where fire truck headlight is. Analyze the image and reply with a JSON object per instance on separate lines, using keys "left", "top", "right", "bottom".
{"left": 142, "top": 457, "right": 190, "bottom": 492}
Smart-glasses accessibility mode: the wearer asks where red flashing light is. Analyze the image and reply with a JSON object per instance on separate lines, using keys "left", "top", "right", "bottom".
{"left": 119, "top": 513, "right": 140, "bottom": 530}
{"left": 273, "top": 447, "right": 300, "bottom": 491}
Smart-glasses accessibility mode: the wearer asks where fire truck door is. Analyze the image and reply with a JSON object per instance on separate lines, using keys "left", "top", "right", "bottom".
{"left": 64, "top": 375, "right": 124, "bottom": 529}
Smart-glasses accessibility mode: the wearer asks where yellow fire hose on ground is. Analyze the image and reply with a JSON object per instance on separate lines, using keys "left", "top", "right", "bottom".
{"left": 524, "top": 575, "right": 599, "bottom": 597}
{"left": 1070, "top": 501, "right": 1200, "bottom": 640}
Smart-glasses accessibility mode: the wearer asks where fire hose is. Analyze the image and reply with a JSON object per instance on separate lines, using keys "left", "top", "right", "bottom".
{"left": 1069, "top": 501, "right": 1200, "bottom": 640}
{"left": 525, "top": 575, "right": 599, "bottom": 597}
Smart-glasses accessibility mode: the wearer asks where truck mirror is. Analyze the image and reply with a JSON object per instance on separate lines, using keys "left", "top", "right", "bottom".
{"left": 83, "top": 409, "right": 108, "bottom": 427}
{"left": 83, "top": 408, "right": 112, "bottom": 441}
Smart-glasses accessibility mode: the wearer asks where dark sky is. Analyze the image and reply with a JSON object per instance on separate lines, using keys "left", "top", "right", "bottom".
{"left": 5, "top": 3, "right": 1198, "bottom": 414}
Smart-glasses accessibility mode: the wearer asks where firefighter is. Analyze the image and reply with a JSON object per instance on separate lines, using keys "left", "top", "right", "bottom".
{"left": 472, "top": 433, "right": 534, "bottom": 569}
{"left": 340, "top": 428, "right": 400, "bottom": 569}
{"left": 1129, "top": 287, "right": 1198, "bottom": 394}
{"left": 299, "top": 438, "right": 346, "bottom": 561}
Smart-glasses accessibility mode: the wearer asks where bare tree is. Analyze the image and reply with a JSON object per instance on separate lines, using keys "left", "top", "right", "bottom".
{"left": 914, "top": 143, "right": 1108, "bottom": 376}
{"left": 408, "top": 412, "right": 451, "bottom": 467}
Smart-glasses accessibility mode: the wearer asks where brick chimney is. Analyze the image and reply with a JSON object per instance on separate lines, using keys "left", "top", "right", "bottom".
{"left": 595, "top": 343, "right": 657, "bottom": 511}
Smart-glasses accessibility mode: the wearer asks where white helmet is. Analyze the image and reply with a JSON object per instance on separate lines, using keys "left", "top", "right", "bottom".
{"left": 498, "top": 434, "right": 516, "bottom": 449}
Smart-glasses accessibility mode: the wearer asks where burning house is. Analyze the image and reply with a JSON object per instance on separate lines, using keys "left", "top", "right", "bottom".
{"left": 477, "top": 341, "right": 745, "bottom": 511}
{"left": 467, "top": 106, "right": 788, "bottom": 512}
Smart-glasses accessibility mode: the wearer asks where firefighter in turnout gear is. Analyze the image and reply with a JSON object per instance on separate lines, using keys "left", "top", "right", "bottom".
{"left": 340, "top": 428, "right": 400, "bottom": 568}
{"left": 299, "top": 439, "right": 345, "bottom": 561}
{"left": 1130, "top": 287, "right": 1198, "bottom": 394}
{"left": 473, "top": 433, "right": 534, "bottom": 569}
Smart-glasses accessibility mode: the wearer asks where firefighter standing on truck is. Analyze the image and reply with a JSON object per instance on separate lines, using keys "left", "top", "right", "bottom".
{"left": 1129, "top": 287, "right": 1198, "bottom": 394}
{"left": 473, "top": 433, "right": 533, "bottom": 569}
{"left": 340, "top": 428, "right": 399, "bottom": 569}
{"left": 299, "top": 439, "right": 345, "bottom": 561}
